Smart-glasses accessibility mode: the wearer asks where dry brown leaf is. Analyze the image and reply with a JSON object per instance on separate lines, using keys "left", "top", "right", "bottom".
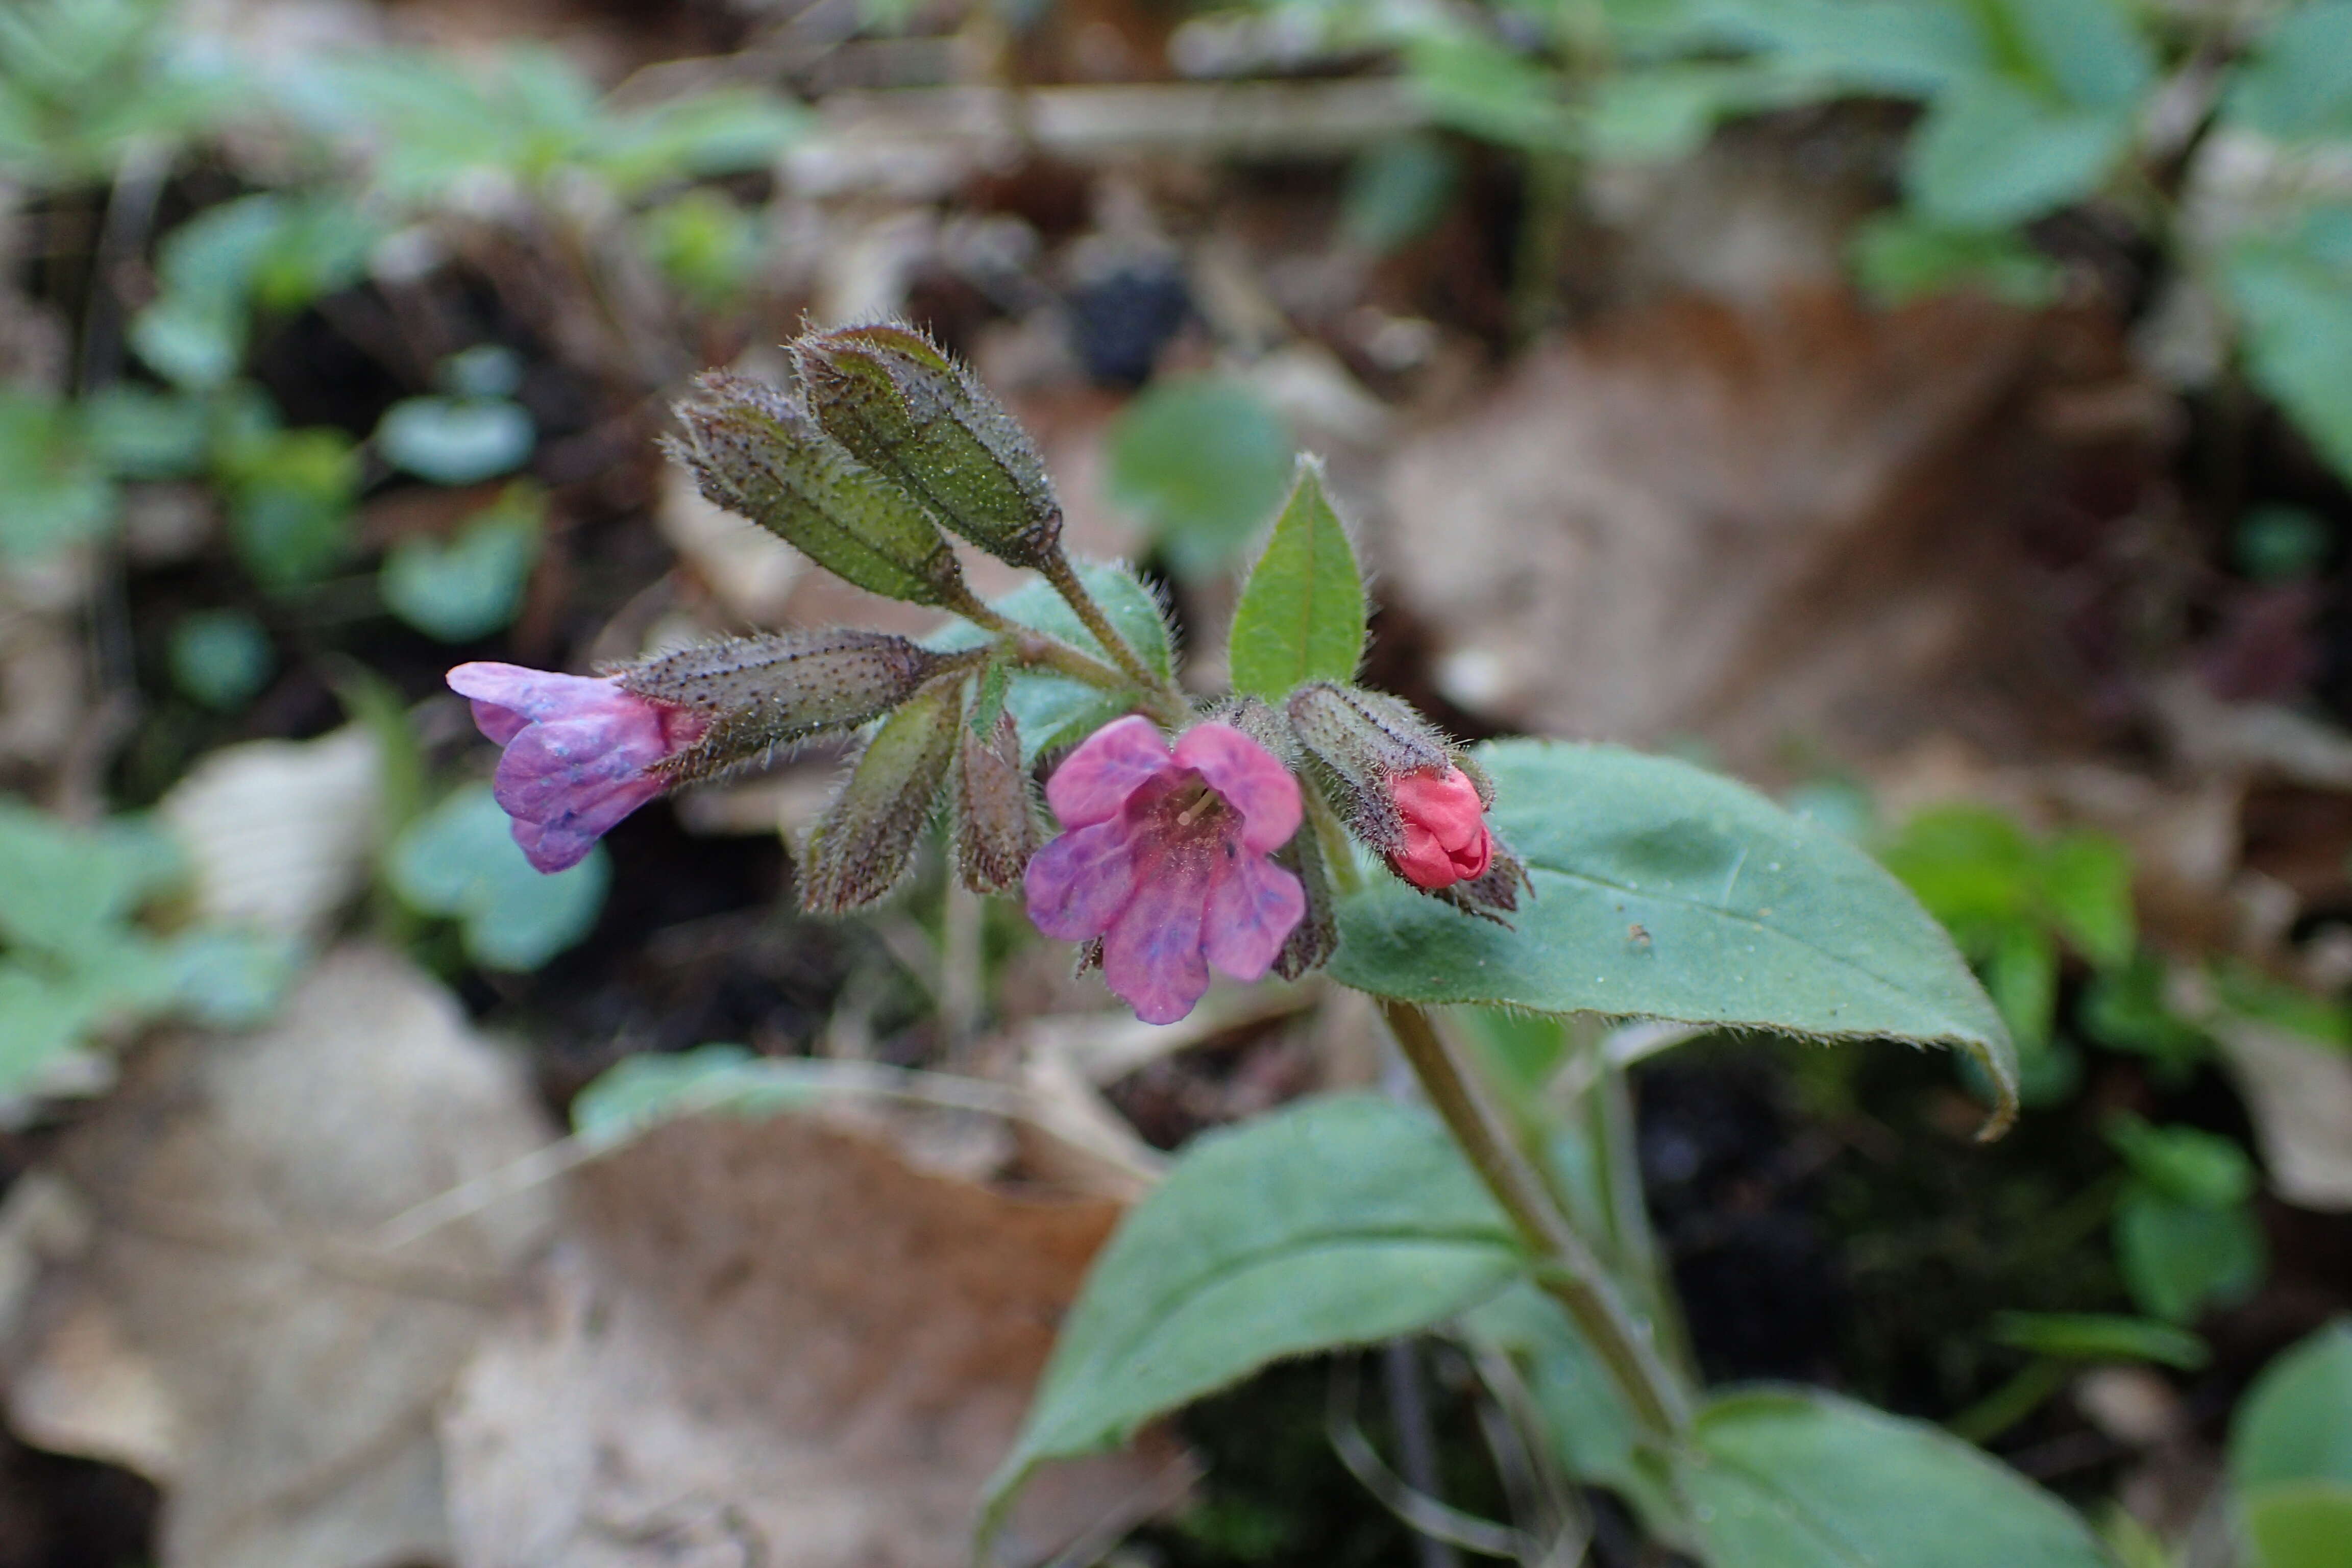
{"left": 443, "top": 1112, "right": 1186, "bottom": 1568}
{"left": 1377, "top": 290, "right": 2075, "bottom": 769}
{"left": 5, "top": 946, "right": 556, "bottom": 1568}
{"left": 2211, "top": 1016, "right": 2352, "bottom": 1211}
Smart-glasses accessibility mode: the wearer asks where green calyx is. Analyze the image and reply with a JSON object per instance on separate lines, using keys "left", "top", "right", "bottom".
{"left": 798, "top": 675, "right": 963, "bottom": 914}
{"left": 793, "top": 322, "right": 1063, "bottom": 571}
{"left": 667, "top": 372, "right": 969, "bottom": 608}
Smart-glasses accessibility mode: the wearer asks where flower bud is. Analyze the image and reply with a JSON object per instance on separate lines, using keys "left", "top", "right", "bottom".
{"left": 615, "top": 629, "right": 966, "bottom": 785}
{"left": 791, "top": 322, "right": 1063, "bottom": 570}
{"left": 1389, "top": 766, "right": 1494, "bottom": 890}
{"left": 799, "top": 676, "right": 962, "bottom": 914}
{"left": 954, "top": 706, "right": 1037, "bottom": 894}
{"left": 666, "top": 372, "right": 969, "bottom": 607}
{"left": 1286, "top": 680, "right": 1523, "bottom": 916}
{"left": 1285, "top": 680, "right": 1450, "bottom": 850}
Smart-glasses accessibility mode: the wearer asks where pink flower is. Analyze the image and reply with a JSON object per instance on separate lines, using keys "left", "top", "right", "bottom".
{"left": 1388, "top": 767, "right": 1493, "bottom": 891}
{"left": 1024, "top": 716, "right": 1306, "bottom": 1024}
{"left": 447, "top": 663, "right": 709, "bottom": 874}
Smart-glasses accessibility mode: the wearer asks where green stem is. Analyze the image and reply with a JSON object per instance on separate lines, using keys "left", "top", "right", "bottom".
{"left": 1040, "top": 549, "right": 1168, "bottom": 695}
{"left": 1947, "top": 1358, "right": 2069, "bottom": 1446}
{"left": 959, "top": 582, "right": 1191, "bottom": 729}
{"left": 1379, "top": 999, "right": 1694, "bottom": 1444}
{"left": 1573, "top": 1017, "right": 1701, "bottom": 1384}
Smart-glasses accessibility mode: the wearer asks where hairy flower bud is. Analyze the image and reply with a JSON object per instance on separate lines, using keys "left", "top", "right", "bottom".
{"left": 1286, "top": 680, "right": 1523, "bottom": 916}
{"left": 615, "top": 629, "right": 967, "bottom": 786}
{"left": 1285, "top": 681, "right": 1450, "bottom": 848}
{"left": 792, "top": 322, "right": 1063, "bottom": 570}
{"left": 954, "top": 707, "right": 1037, "bottom": 894}
{"left": 798, "top": 677, "right": 962, "bottom": 914}
{"left": 666, "top": 372, "right": 969, "bottom": 607}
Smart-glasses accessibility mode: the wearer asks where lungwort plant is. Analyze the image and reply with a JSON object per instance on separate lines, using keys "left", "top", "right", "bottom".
{"left": 447, "top": 323, "right": 2145, "bottom": 1565}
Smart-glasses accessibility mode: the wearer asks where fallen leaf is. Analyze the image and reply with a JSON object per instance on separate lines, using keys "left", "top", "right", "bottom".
{"left": 1377, "top": 290, "right": 2069, "bottom": 768}
{"left": 5, "top": 946, "right": 556, "bottom": 1568}
{"left": 157, "top": 725, "right": 381, "bottom": 944}
{"left": 442, "top": 1111, "right": 1187, "bottom": 1568}
{"left": 2211, "top": 1015, "right": 2352, "bottom": 1211}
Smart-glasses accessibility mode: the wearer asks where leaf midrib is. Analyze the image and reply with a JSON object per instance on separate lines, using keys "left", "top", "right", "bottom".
{"left": 1515, "top": 856, "right": 1991, "bottom": 1046}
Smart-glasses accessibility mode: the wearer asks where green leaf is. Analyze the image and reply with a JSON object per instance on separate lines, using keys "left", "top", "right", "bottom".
{"left": 1403, "top": 31, "right": 1583, "bottom": 152}
{"left": 1851, "top": 213, "right": 2060, "bottom": 307}
{"left": 1991, "top": 0, "right": 2154, "bottom": 113}
{"left": 2225, "top": 208, "right": 2352, "bottom": 488}
{"left": 2042, "top": 831, "right": 2134, "bottom": 969}
{"left": 1702, "top": 0, "right": 1988, "bottom": 96}
{"left": 2224, "top": 2, "right": 2352, "bottom": 142}
{"left": 83, "top": 385, "right": 210, "bottom": 479}
{"left": 2080, "top": 953, "right": 2210, "bottom": 1080}
{"left": 1904, "top": 77, "right": 2132, "bottom": 228}
{"left": 1340, "top": 135, "right": 1459, "bottom": 254}
{"left": 1991, "top": 1311, "right": 2209, "bottom": 1370}
{"left": 983, "top": 1094, "right": 1526, "bottom": 1533}
{"left": 380, "top": 486, "right": 543, "bottom": 642}
{"left": 1330, "top": 742, "right": 2019, "bottom": 1134}
{"left": 2242, "top": 1483, "right": 2352, "bottom": 1568}
{"left": 0, "top": 390, "right": 114, "bottom": 558}
{"left": 926, "top": 559, "right": 1174, "bottom": 761}
{"left": 2104, "top": 1113, "right": 2256, "bottom": 1208}
{"left": 1681, "top": 1388, "right": 2112, "bottom": 1568}
{"left": 571, "top": 1043, "right": 827, "bottom": 1146}
{"left": 168, "top": 609, "right": 276, "bottom": 711}
{"left": 0, "top": 962, "right": 105, "bottom": 1096}
{"left": 0, "top": 800, "right": 181, "bottom": 960}
{"left": 1459, "top": 1282, "right": 1677, "bottom": 1530}
{"left": 375, "top": 396, "right": 535, "bottom": 485}
{"left": 1106, "top": 378, "right": 1295, "bottom": 579}
{"left": 2114, "top": 1183, "right": 2265, "bottom": 1324}
{"left": 222, "top": 426, "right": 360, "bottom": 591}
{"left": 1229, "top": 457, "right": 1366, "bottom": 701}
{"left": 386, "top": 783, "right": 608, "bottom": 970}
{"left": 2232, "top": 1319, "right": 2352, "bottom": 1493}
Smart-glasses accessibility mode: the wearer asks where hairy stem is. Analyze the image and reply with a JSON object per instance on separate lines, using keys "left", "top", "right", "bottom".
{"left": 1040, "top": 550, "right": 1170, "bottom": 694}
{"left": 955, "top": 595, "right": 1190, "bottom": 728}
{"left": 1380, "top": 999, "right": 1693, "bottom": 1443}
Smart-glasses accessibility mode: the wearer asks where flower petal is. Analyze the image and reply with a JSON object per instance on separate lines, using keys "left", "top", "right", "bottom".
{"left": 1202, "top": 851, "right": 1304, "bottom": 983}
{"left": 1173, "top": 723, "right": 1301, "bottom": 853}
{"left": 1022, "top": 818, "right": 1140, "bottom": 941}
{"left": 466, "top": 699, "right": 530, "bottom": 746}
{"left": 448, "top": 663, "right": 632, "bottom": 724}
{"left": 1044, "top": 715, "right": 1171, "bottom": 827}
{"left": 1390, "top": 821, "right": 1460, "bottom": 890}
{"left": 510, "top": 816, "right": 601, "bottom": 874}
{"left": 1101, "top": 853, "right": 1214, "bottom": 1024}
{"left": 492, "top": 719, "right": 667, "bottom": 844}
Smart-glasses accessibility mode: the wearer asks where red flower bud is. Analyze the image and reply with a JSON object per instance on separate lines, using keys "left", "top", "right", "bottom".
{"left": 1387, "top": 767, "right": 1493, "bottom": 891}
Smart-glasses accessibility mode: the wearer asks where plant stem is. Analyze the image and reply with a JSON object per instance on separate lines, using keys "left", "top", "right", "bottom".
{"left": 958, "top": 593, "right": 1191, "bottom": 729}
{"left": 1040, "top": 549, "right": 1168, "bottom": 695}
{"left": 1573, "top": 1016, "right": 1701, "bottom": 1383}
{"left": 1380, "top": 999, "right": 1694, "bottom": 1444}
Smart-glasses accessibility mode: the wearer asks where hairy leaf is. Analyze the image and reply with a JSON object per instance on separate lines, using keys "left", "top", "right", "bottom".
{"left": 1330, "top": 742, "right": 2018, "bottom": 1133}
{"left": 981, "top": 1094, "right": 1525, "bottom": 1534}
{"left": 1681, "top": 1389, "right": 2111, "bottom": 1567}
{"left": 1229, "top": 457, "right": 1366, "bottom": 700}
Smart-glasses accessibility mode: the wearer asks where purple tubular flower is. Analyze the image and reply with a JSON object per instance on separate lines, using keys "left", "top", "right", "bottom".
{"left": 447, "top": 663, "right": 710, "bottom": 874}
{"left": 1024, "top": 716, "right": 1306, "bottom": 1024}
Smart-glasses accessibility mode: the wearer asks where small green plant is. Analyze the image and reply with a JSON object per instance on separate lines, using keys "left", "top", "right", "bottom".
{"left": 0, "top": 799, "right": 292, "bottom": 1098}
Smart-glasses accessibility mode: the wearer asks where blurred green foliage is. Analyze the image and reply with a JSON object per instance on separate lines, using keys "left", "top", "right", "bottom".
{"left": 0, "top": 798, "right": 292, "bottom": 1097}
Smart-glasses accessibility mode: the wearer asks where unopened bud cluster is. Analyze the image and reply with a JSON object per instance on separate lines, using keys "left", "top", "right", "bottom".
{"left": 451, "top": 320, "right": 1523, "bottom": 1024}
